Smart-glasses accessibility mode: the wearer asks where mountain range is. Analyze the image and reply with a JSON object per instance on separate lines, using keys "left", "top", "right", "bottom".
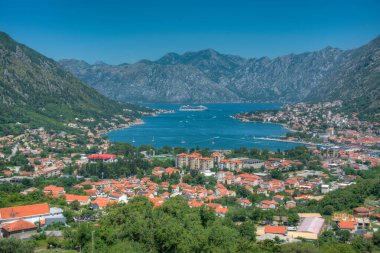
{"left": 0, "top": 32, "right": 146, "bottom": 134}
{"left": 60, "top": 35, "right": 380, "bottom": 117}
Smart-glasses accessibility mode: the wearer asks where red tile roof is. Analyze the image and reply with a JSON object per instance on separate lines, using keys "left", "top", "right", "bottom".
{"left": 189, "top": 200, "right": 204, "bottom": 208}
{"left": 264, "top": 225, "right": 287, "bottom": 234}
{"left": 338, "top": 221, "right": 357, "bottom": 230}
{"left": 261, "top": 200, "right": 279, "bottom": 205}
{"left": 64, "top": 194, "right": 90, "bottom": 202}
{"left": 237, "top": 199, "right": 252, "bottom": 204}
{"left": 207, "top": 203, "right": 222, "bottom": 209}
{"left": 91, "top": 198, "right": 116, "bottom": 208}
{"left": 2, "top": 220, "right": 37, "bottom": 232}
{"left": 43, "top": 185, "right": 64, "bottom": 192}
{"left": 87, "top": 154, "right": 116, "bottom": 160}
{"left": 215, "top": 206, "right": 229, "bottom": 214}
{"left": 0, "top": 203, "right": 50, "bottom": 220}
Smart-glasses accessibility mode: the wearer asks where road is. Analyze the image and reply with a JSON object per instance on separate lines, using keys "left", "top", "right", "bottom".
{"left": 6, "top": 142, "right": 19, "bottom": 161}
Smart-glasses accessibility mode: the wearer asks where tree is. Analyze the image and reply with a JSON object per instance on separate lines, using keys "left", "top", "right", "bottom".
{"left": 257, "top": 239, "right": 280, "bottom": 252}
{"left": 373, "top": 230, "right": 380, "bottom": 247}
{"left": 107, "top": 240, "right": 149, "bottom": 253}
{"left": 69, "top": 200, "right": 80, "bottom": 211}
{"left": 235, "top": 185, "right": 251, "bottom": 198}
{"left": 270, "top": 169, "right": 284, "bottom": 180}
{"left": 281, "top": 242, "right": 319, "bottom": 253}
{"left": 287, "top": 212, "right": 299, "bottom": 226}
{"left": 322, "top": 205, "right": 334, "bottom": 215}
{"left": 238, "top": 220, "right": 256, "bottom": 242}
{"left": 321, "top": 243, "right": 355, "bottom": 253}
{"left": 336, "top": 229, "right": 351, "bottom": 243}
{"left": 318, "top": 230, "right": 337, "bottom": 246}
{"left": 351, "top": 236, "right": 373, "bottom": 253}
{"left": 0, "top": 238, "right": 35, "bottom": 253}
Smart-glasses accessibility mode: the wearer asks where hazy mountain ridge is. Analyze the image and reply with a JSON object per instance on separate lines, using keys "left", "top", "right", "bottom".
{"left": 60, "top": 36, "right": 380, "bottom": 115}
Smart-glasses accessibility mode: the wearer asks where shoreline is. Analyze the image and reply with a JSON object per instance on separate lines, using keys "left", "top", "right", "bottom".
{"left": 231, "top": 115, "right": 297, "bottom": 133}
{"left": 100, "top": 108, "right": 175, "bottom": 135}
{"left": 99, "top": 118, "right": 146, "bottom": 135}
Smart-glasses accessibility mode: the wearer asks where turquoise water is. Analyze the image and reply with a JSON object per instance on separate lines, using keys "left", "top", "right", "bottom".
{"left": 107, "top": 103, "right": 301, "bottom": 151}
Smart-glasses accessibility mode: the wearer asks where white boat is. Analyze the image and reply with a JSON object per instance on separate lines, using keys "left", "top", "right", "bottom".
{"left": 179, "top": 105, "right": 208, "bottom": 111}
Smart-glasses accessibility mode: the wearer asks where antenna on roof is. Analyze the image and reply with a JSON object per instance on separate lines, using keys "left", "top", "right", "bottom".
{"left": 11, "top": 208, "right": 15, "bottom": 218}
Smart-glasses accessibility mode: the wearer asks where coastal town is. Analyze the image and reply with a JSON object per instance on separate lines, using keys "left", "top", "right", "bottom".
{"left": 1, "top": 0, "right": 379, "bottom": 251}
{"left": 234, "top": 101, "right": 380, "bottom": 150}
{"left": 0, "top": 101, "right": 380, "bottom": 252}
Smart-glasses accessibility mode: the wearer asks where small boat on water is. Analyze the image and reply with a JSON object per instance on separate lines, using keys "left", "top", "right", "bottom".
{"left": 179, "top": 105, "right": 208, "bottom": 111}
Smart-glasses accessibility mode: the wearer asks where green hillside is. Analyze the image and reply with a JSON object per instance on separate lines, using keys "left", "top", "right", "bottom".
{"left": 0, "top": 32, "right": 149, "bottom": 134}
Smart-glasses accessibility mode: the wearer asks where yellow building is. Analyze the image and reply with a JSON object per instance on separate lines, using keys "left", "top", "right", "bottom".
{"left": 288, "top": 215, "right": 325, "bottom": 240}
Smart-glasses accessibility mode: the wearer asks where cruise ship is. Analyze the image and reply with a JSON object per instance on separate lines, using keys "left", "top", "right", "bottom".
{"left": 179, "top": 105, "right": 208, "bottom": 111}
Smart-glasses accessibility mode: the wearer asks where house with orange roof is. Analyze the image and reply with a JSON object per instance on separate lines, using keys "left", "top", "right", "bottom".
{"left": 264, "top": 225, "right": 287, "bottom": 235}
{"left": 0, "top": 203, "right": 59, "bottom": 224}
{"left": 237, "top": 198, "right": 252, "bottom": 207}
{"left": 285, "top": 189, "right": 294, "bottom": 195}
{"left": 162, "top": 192, "right": 170, "bottom": 199}
{"left": 90, "top": 198, "right": 116, "bottom": 210}
{"left": 43, "top": 185, "right": 65, "bottom": 197}
{"left": 37, "top": 166, "right": 63, "bottom": 177}
{"left": 84, "top": 189, "right": 97, "bottom": 197}
{"left": 108, "top": 192, "right": 128, "bottom": 203}
{"left": 215, "top": 206, "right": 229, "bottom": 217}
{"left": 160, "top": 182, "right": 170, "bottom": 189}
{"left": 1, "top": 219, "right": 37, "bottom": 238}
{"left": 257, "top": 200, "right": 279, "bottom": 209}
{"left": 207, "top": 203, "right": 222, "bottom": 209}
{"left": 188, "top": 199, "right": 204, "bottom": 208}
{"left": 64, "top": 194, "right": 90, "bottom": 205}
{"left": 267, "top": 186, "right": 285, "bottom": 194}
{"left": 2, "top": 170, "right": 12, "bottom": 176}
{"left": 102, "top": 187, "right": 114, "bottom": 194}
{"left": 280, "top": 160, "right": 294, "bottom": 168}
{"left": 272, "top": 195, "right": 285, "bottom": 202}
{"left": 285, "top": 201, "right": 297, "bottom": 209}
{"left": 20, "top": 187, "right": 38, "bottom": 195}
{"left": 338, "top": 221, "right": 357, "bottom": 231}
{"left": 285, "top": 178, "right": 299, "bottom": 188}
{"left": 149, "top": 197, "right": 165, "bottom": 208}
{"left": 238, "top": 173, "right": 262, "bottom": 186}
{"left": 87, "top": 154, "right": 117, "bottom": 162}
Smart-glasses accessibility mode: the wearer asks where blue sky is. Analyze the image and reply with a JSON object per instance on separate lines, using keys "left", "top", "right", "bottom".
{"left": 1, "top": 0, "right": 380, "bottom": 64}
